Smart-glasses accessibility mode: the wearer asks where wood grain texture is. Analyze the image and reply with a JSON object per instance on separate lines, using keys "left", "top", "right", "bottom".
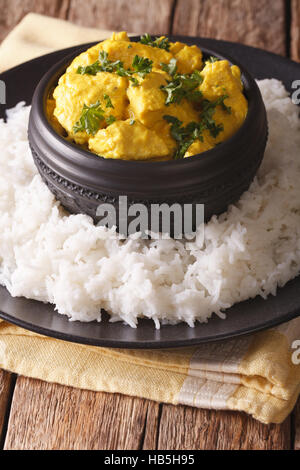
{"left": 157, "top": 404, "right": 291, "bottom": 450}
{"left": 4, "top": 376, "right": 160, "bottom": 450}
{"left": 294, "top": 396, "right": 300, "bottom": 450}
{"left": 1, "top": 375, "right": 297, "bottom": 450}
{"left": 172, "top": 0, "right": 286, "bottom": 55}
{"left": 0, "top": 370, "right": 14, "bottom": 444}
{"left": 0, "top": 0, "right": 70, "bottom": 42}
{"left": 291, "top": 0, "right": 300, "bottom": 61}
{"left": 142, "top": 402, "right": 161, "bottom": 450}
{"left": 67, "top": 0, "right": 175, "bottom": 35}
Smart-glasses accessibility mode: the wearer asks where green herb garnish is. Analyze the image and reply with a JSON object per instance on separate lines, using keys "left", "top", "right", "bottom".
{"left": 202, "top": 94, "right": 231, "bottom": 116}
{"left": 160, "top": 63, "right": 203, "bottom": 105}
{"left": 76, "top": 62, "right": 102, "bottom": 76}
{"left": 163, "top": 116, "right": 205, "bottom": 159}
{"left": 132, "top": 55, "right": 153, "bottom": 77}
{"left": 129, "top": 118, "right": 135, "bottom": 125}
{"left": 160, "top": 58, "right": 177, "bottom": 76}
{"left": 77, "top": 51, "right": 151, "bottom": 86}
{"left": 76, "top": 51, "right": 121, "bottom": 75}
{"left": 140, "top": 34, "right": 171, "bottom": 51}
{"left": 219, "top": 94, "right": 231, "bottom": 114}
{"left": 103, "top": 94, "right": 114, "bottom": 108}
{"left": 97, "top": 51, "right": 136, "bottom": 83}
{"left": 106, "top": 115, "right": 116, "bottom": 125}
{"left": 206, "top": 56, "right": 220, "bottom": 63}
{"left": 198, "top": 96, "right": 230, "bottom": 138}
{"left": 163, "top": 93, "right": 229, "bottom": 158}
{"left": 73, "top": 101, "right": 105, "bottom": 135}
{"left": 98, "top": 51, "right": 122, "bottom": 72}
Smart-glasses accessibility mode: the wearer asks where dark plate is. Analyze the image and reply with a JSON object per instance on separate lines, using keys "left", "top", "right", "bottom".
{"left": 0, "top": 37, "right": 299, "bottom": 348}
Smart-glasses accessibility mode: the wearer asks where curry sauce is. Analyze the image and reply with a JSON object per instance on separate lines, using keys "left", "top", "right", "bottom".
{"left": 48, "top": 32, "right": 248, "bottom": 160}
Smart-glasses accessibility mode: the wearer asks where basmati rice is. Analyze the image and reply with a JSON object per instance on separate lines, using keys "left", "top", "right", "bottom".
{"left": 0, "top": 79, "right": 299, "bottom": 328}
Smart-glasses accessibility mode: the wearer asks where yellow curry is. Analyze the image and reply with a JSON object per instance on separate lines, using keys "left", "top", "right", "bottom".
{"left": 48, "top": 32, "right": 248, "bottom": 160}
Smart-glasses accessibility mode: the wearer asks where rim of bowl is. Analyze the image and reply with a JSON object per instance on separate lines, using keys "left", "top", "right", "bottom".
{"left": 32, "top": 36, "right": 263, "bottom": 171}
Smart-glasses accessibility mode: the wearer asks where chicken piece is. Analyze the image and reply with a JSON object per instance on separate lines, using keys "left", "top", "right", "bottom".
{"left": 199, "top": 60, "right": 248, "bottom": 143}
{"left": 66, "top": 32, "right": 131, "bottom": 74}
{"left": 53, "top": 71, "right": 128, "bottom": 144}
{"left": 89, "top": 119, "right": 170, "bottom": 160}
{"left": 127, "top": 71, "right": 199, "bottom": 152}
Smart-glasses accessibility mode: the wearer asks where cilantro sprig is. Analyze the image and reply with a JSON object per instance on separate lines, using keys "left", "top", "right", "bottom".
{"left": 76, "top": 51, "right": 152, "bottom": 85}
{"left": 132, "top": 55, "right": 153, "bottom": 77}
{"left": 163, "top": 93, "right": 231, "bottom": 158}
{"left": 105, "top": 115, "right": 116, "bottom": 125}
{"left": 163, "top": 116, "right": 205, "bottom": 159}
{"left": 140, "top": 34, "right": 171, "bottom": 51}
{"left": 160, "top": 60, "right": 203, "bottom": 105}
{"left": 73, "top": 101, "right": 105, "bottom": 135}
{"left": 73, "top": 98, "right": 116, "bottom": 135}
{"left": 206, "top": 56, "right": 220, "bottom": 63}
{"left": 219, "top": 94, "right": 232, "bottom": 114}
{"left": 160, "top": 58, "right": 177, "bottom": 76}
{"left": 103, "top": 94, "right": 114, "bottom": 108}
{"left": 199, "top": 95, "right": 231, "bottom": 138}
{"left": 76, "top": 51, "right": 120, "bottom": 75}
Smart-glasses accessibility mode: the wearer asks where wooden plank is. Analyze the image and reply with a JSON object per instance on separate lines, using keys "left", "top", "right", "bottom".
{"left": 0, "top": 0, "right": 70, "bottom": 42}
{"left": 142, "top": 402, "right": 161, "bottom": 450}
{"left": 172, "top": 0, "right": 286, "bottom": 55}
{"left": 67, "top": 0, "right": 175, "bottom": 35}
{"left": 291, "top": 0, "right": 300, "bottom": 61}
{"left": 4, "top": 376, "right": 160, "bottom": 450}
{"left": 0, "top": 370, "right": 14, "bottom": 445}
{"left": 293, "top": 396, "right": 300, "bottom": 450}
{"left": 2, "top": 374, "right": 295, "bottom": 449}
{"left": 157, "top": 404, "right": 291, "bottom": 450}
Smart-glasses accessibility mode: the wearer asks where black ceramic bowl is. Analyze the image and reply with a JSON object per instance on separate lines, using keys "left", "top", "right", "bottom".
{"left": 28, "top": 36, "right": 268, "bottom": 233}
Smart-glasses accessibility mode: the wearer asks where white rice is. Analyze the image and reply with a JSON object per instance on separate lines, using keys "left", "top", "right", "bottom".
{"left": 0, "top": 79, "right": 299, "bottom": 328}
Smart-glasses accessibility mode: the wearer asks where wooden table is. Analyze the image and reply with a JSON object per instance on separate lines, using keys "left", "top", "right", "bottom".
{"left": 0, "top": 0, "right": 300, "bottom": 450}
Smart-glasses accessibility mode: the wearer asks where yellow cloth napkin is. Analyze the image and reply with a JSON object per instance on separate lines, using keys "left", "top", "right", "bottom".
{"left": 0, "top": 13, "right": 114, "bottom": 72}
{"left": 0, "top": 318, "right": 299, "bottom": 424}
{"left": 0, "top": 13, "right": 300, "bottom": 424}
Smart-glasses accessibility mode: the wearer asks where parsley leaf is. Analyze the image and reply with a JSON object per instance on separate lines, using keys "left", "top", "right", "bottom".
{"left": 140, "top": 34, "right": 171, "bottom": 51}
{"left": 206, "top": 56, "right": 220, "bottom": 63}
{"left": 76, "top": 51, "right": 151, "bottom": 86}
{"left": 77, "top": 51, "right": 118, "bottom": 75}
{"left": 140, "top": 33, "right": 152, "bottom": 45}
{"left": 163, "top": 93, "right": 229, "bottom": 158}
{"left": 160, "top": 60, "right": 204, "bottom": 105}
{"left": 73, "top": 101, "right": 105, "bottom": 135}
{"left": 103, "top": 94, "right": 114, "bottom": 108}
{"left": 160, "top": 58, "right": 177, "bottom": 76}
{"left": 218, "top": 94, "right": 232, "bottom": 114}
{"left": 129, "top": 76, "right": 139, "bottom": 86}
{"left": 76, "top": 51, "right": 123, "bottom": 75}
{"left": 106, "top": 115, "right": 116, "bottom": 125}
{"left": 163, "top": 116, "right": 205, "bottom": 159}
{"left": 76, "top": 62, "right": 101, "bottom": 76}
{"left": 98, "top": 51, "right": 122, "bottom": 72}
{"left": 200, "top": 106, "right": 224, "bottom": 138}
{"left": 132, "top": 55, "right": 153, "bottom": 77}
{"left": 160, "top": 67, "right": 203, "bottom": 105}
{"left": 198, "top": 96, "right": 230, "bottom": 138}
